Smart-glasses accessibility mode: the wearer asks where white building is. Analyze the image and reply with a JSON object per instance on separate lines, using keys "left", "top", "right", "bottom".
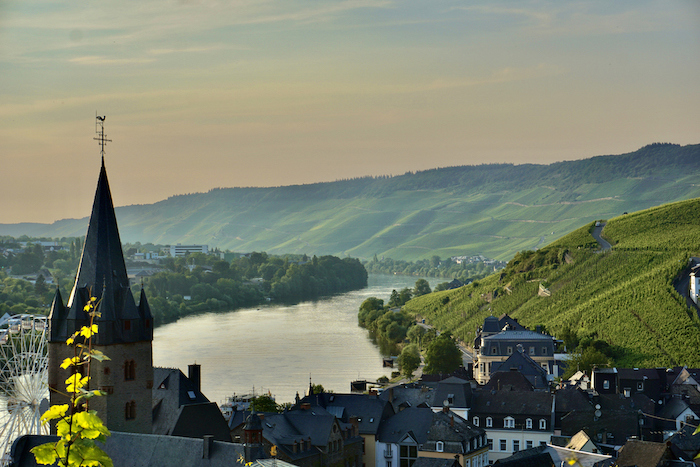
{"left": 169, "top": 244, "right": 209, "bottom": 257}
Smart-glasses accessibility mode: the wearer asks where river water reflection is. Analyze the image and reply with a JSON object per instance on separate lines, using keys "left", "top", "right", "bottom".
{"left": 153, "top": 274, "right": 419, "bottom": 405}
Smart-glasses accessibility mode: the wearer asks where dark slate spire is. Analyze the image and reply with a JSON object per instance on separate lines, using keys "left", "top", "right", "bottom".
{"left": 49, "top": 160, "right": 153, "bottom": 345}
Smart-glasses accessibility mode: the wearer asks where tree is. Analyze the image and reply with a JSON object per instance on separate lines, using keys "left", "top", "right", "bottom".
{"left": 423, "top": 333, "right": 462, "bottom": 375}
{"left": 398, "top": 344, "right": 421, "bottom": 378}
{"left": 413, "top": 279, "right": 431, "bottom": 297}
{"left": 251, "top": 394, "right": 280, "bottom": 413}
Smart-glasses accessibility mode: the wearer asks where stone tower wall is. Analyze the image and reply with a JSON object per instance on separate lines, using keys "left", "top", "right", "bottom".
{"left": 49, "top": 340, "right": 153, "bottom": 434}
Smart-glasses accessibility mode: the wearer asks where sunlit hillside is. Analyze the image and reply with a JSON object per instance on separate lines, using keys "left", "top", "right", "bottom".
{"left": 403, "top": 197, "right": 700, "bottom": 368}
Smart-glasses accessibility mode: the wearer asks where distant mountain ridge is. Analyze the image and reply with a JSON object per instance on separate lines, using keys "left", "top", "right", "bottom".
{"left": 2, "top": 143, "right": 699, "bottom": 261}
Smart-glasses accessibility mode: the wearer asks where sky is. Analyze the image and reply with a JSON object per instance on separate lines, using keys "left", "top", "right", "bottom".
{"left": 1, "top": 0, "right": 699, "bottom": 224}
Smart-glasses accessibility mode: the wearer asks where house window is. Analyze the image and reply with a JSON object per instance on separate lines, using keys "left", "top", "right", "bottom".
{"left": 486, "top": 417, "right": 492, "bottom": 427}
{"left": 125, "top": 400, "right": 136, "bottom": 420}
{"left": 436, "top": 441, "right": 444, "bottom": 453}
{"left": 387, "top": 462, "right": 392, "bottom": 467}
{"left": 123, "top": 319, "right": 131, "bottom": 331}
{"left": 499, "top": 440, "right": 506, "bottom": 451}
{"left": 504, "top": 417, "right": 515, "bottom": 428}
{"left": 487, "top": 439, "right": 493, "bottom": 450}
{"left": 525, "top": 418, "right": 532, "bottom": 429}
{"left": 637, "top": 382, "right": 644, "bottom": 391}
{"left": 400, "top": 445, "right": 417, "bottom": 467}
{"left": 526, "top": 440, "right": 533, "bottom": 449}
{"left": 124, "top": 360, "right": 136, "bottom": 381}
{"left": 472, "top": 439, "right": 477, "bottom": 450}
{"left": 539, "top": 419, "right": 547, "bottom": 430}
{"left": 603, "top": 380, "right": 610, "bottom": 390}
{"left": 513, "top": 440, "right": 519, "bottom": 452}
{"left": 529, "top": 346, "right": 535, "bottom": 355}
{"left": 473, "top": 416, "right": 479, "bottom": 426}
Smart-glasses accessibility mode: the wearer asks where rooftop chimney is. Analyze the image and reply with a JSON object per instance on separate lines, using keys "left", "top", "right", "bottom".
{"left": 203, "top": 435, "right": 214, "bottom": 459}
{"left": 189, "top": 363, "right": 202, "bottom": 392}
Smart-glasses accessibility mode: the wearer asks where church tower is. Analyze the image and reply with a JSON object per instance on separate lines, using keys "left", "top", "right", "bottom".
{"left": 48, "top": 123, "right": 153, "bottom": 434}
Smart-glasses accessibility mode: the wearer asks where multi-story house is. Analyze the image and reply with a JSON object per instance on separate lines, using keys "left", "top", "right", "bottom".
{"left": 469, "top": 389, "right": 554, "bottom": 463}
{"left": 419, "top": 407, "right": 489, "bottom": 467}
{"left": 473, "top": 316, "right": 557, "bottom": 385}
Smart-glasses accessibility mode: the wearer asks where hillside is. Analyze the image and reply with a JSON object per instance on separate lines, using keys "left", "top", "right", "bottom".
{"left": 2, "top": 143, "right": 699, "bottom": 261}
{"left": 402, "top": 197, "right": 700, "bottom": 368}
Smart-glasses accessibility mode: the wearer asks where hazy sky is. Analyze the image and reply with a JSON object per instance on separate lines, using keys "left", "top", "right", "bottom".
{"left": 1, "top": 0, "right": 698, "bottom": 224}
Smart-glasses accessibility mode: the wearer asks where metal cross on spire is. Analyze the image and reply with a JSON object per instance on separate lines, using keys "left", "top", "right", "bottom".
{"left": 93, "top": 113, "right": 112, "bottom": 163}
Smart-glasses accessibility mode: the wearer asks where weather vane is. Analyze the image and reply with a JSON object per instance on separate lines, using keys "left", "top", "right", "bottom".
{"left": 93, "top": 113, "right": 112, "bottom": 162}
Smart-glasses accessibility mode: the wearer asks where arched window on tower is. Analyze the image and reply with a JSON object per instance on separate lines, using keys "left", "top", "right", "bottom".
{"left": 124, "top": 360, "right": 136, "bottom": 381}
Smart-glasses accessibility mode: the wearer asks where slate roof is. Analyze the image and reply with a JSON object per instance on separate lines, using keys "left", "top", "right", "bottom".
{"left": 471, "top": 389, "right": 553, "bottom": 417}
{"left": 299, "top": 392, "right": 394, "bottom": 435}
{"left": 432, "top": 377, "right": 472, "bottom": 409}
{"left": 412, "top": 457, "right": 459, "bottom": 467}
{"left": 379, "top": 383, "right": 436, "bottom": 413}
{"left": 491, "top": 351, "right": 549, "bottom": 389}
{"left": 560, "top": 393, "right": 655, "bottom": 441}
{"left": 48, "top": 160, "right": 153, "bottom": 345}
{"left": 152, "top": 367, "right": 211, "bottom": 436}
{"left": 422, "top": 410, "right": 485, "bottom": 454}
{"left": 615, "top": 439, "right": 671, "bottom": 467}
{"left": 170, "top": 402, "right": 232, "bottom": 442}
{"left": 494, "top": 445, "right": 613, "bottom": 467}
{"left": 667, "top": 424, "right": 700, "bottom": 460}
{"left": 483, "top": 370, "right": 535, "bottom": 392}
{"left": 376, "top": 407, "right": 434, "bottom": 444}
{"left": 10, "top": 432, "right": 248, "bottom": 467}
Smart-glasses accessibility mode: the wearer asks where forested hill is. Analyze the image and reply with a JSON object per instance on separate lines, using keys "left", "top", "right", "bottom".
{"left": 3, "top": 143, "right": 699, "bottom": 261}
{"left": 403, "top": 197, "right": 700, "bottom": 370}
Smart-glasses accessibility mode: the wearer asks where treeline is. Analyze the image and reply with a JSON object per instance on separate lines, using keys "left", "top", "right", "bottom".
{"left": 144, "top": 252, "right": 367, "bottom": 326}
{"left": 364, "top": 255, "right": 505, "bottom": 284}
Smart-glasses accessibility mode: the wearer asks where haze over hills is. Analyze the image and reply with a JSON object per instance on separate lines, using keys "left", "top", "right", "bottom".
{"left": 2, "top": 143, "right": 699, "bottom": 261}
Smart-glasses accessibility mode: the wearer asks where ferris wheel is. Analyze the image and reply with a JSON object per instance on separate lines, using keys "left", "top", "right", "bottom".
{"left": 0, "top": 314, "right": 49, "bottom": 463}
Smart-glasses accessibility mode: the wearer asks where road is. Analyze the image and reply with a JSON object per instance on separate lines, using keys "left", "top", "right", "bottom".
{"left": 591, "top": 222, "right": 612, "bottom": 251}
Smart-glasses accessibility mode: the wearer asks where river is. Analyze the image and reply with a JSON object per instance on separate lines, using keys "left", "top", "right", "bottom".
{"left": 153, "top": 274, "right": 420, "bottom": 406}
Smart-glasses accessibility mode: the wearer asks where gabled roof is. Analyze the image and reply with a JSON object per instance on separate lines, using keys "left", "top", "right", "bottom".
{"left": 491, "top": 350, "right": 549, "bottom": 389}
{"left": 432, "top": 377, "right": 472, "bottom": 409}
{"left": 615, "top": 439, "right": 672, "bottom": 467}
{"left": 376, "top": 407, "right": 434, "bottom": 444}
{"left": 170, "top": 402, "right": 231, "bottom": 442}
{"left": 152, "top": 367, "right": 210, "bottom": 436}
{"left": 422, "top": 410, "right": 485, "bottom": 454}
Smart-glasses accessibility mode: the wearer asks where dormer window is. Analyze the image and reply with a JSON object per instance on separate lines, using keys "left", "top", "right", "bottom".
{"left": 491, "top": 347, "right": 497, "bottom": 355}
{"left": 473, "top": 416, "right": 479, "bottom": 426}
{"left": 529, "top": 346, "right": 535, "bottom": 355}
{"left": 486, "top": 417, "right": 492, "bottom": 428}
{"left": 507, "top": 346, "right": 513, "bottom": 355}
{"left": 504, "top": 417, "right": 515, "bottom": 428}
{"left": 436, "top": 441, "right": 444, "bottom": 453}
{"left": 539, "top": 419, "right": 546, "bottom": 430}
{"left": 525, "top": 418, "right": 532, "bottom": 429}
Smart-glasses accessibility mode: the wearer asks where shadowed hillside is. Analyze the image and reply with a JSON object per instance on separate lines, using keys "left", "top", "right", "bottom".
{"left": 403, "top": 197, "right": 700, "bottom": 368}
{"left": 2, "top": 143, "right": 699, "bottom": 261}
